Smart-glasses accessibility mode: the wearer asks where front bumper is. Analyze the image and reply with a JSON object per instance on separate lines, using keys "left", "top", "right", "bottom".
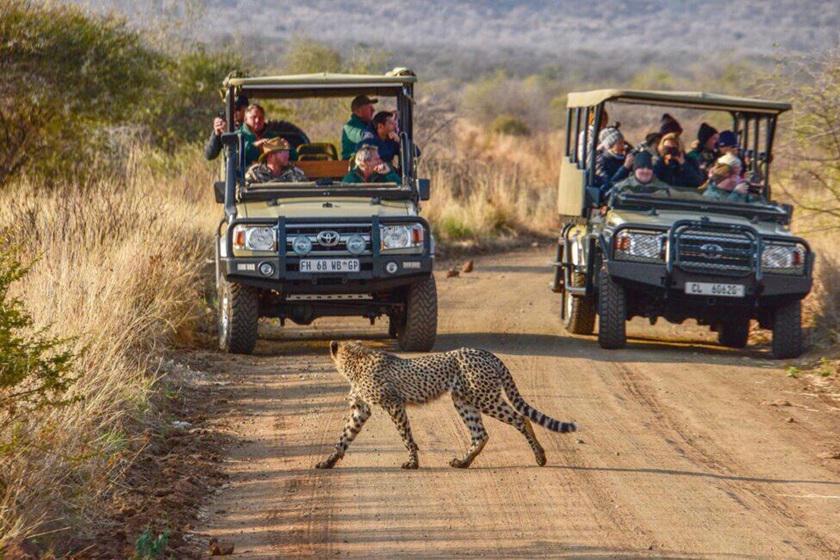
{"left": 219, "top": 215, "right": 434, "bottom": 294}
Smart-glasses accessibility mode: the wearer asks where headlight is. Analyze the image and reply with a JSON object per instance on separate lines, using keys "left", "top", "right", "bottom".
{"left": 762, "top": 242, "right": 806, "bottom": 274}
{"left": 614, "top": 230, "right": 666, "bottom": 262}
{"left": 233, "top": 225, "right": 277, "bottom": 252}
{"left": 380, "top": 224, "right": 425, "bottom": 253}
{"left": 346, "top": 235, "right": 366, "bottom": 255}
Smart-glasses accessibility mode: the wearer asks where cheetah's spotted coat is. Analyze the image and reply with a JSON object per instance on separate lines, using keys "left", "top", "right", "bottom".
{"left": 316, "top": 341, "right": 576, "bottom": 469}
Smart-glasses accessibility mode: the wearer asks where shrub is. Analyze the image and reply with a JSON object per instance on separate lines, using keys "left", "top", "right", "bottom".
{"left": 491, "top": 114, "right": 531, "bottom": 137}
{"left": 0, "top": 249, "right": 76, "bottom": 429}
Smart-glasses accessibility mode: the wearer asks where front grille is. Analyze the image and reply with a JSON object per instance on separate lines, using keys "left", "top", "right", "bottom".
{"left": 285, "top": 223, "right": 373, "bottom": 256}
{"left": 674, "top": 228, "right": 756, "bottom": 276}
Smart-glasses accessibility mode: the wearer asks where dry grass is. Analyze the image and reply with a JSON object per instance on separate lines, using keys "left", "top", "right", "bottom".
{"left": 422, "top": 121, "right": 561, "bottom": 247}
{"left": 0, "top": 146, "right": 217, "bottom": 550}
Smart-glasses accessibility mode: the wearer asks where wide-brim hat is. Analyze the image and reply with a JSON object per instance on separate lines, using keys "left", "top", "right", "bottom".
{"left": 258, "top": 137, "right": 291, "bottom": 161}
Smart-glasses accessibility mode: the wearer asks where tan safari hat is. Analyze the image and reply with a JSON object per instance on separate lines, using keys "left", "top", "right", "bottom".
{"left": 258, "top": 137, "right": 291, "bottom": 161}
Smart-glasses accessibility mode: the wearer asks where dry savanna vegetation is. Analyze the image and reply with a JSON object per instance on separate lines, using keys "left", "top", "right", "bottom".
{"left": 1, "top": 1, "right": 839, "bottom": 556}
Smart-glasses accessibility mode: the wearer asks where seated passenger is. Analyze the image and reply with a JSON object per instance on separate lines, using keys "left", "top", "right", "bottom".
{"left": 659, "top": 113, "right": 684, "bottom": 137}
{"left": 653, "top": 133, "right": 705, "bottom": 187}
{"left": 204, "top": 94, "right": 248, "bottom": 161}
{"left": 342, "top": 145, "right": 401, "bottom": 184}
{"left": 358, "top": 110, "right": 401, "bottom": 165}
{"left": 686, "top": 122, "right": 719, "bottom": 174}
{"left": 240, "top": 104, "right": 279, "bottom": 166}
{"left": 717, "top": 130, "right": 739, "bottom": 156}
{"left": 702, "top": 161, "right": 749, "bottom": 203}
{"left": 636, "top": 131, "right": 662, "bottom": 159}
{"left": 341, "top": 95, "right": 377, "bottom": 159}
{"left": 612, "top": 151, "right": 670, "bottom": 193}
{"left": 244, "top": 137, "right": 306, "bottom": 183}
{"left": 595, "top": 126, "right": 633, "bottom": 191}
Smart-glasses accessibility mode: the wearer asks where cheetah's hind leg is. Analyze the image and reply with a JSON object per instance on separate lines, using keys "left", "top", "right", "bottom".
{"left": 450, "top": 394, "right": 489, "bottom": 468}
{"left": 482, "top": 399, "right": 546, "bottom": 466}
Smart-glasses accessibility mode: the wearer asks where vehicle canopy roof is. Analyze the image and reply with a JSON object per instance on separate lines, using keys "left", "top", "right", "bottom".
{"left": 566, "top": 89, "right": 791, "bottom": 115}
{"left": 224, "top": 68, "right": 416, "bottom": 99}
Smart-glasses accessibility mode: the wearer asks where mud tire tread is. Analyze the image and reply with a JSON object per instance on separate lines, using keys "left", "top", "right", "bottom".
{"left": 398, "top": 275, "right": 438, "bottom": 352}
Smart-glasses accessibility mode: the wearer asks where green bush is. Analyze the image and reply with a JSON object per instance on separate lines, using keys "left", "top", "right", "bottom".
{"left": 0, "top": 248, "right": 76, "bottom": 429}
{"left": 490, "top": 114, "right": 531, "bottom": 137}
{"left": 0, "top": 0, "right": 162, "bottom": 186}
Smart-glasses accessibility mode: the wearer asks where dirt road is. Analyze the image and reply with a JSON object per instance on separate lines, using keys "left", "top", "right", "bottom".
{"left": 190, "top": 248, "right": 840, "bottom": 559}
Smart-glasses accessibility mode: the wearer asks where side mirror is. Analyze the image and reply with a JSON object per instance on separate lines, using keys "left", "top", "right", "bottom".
{"left": 213, "top": 181, "right": 225, "bottom": 203}
{"left": 418, "top": 178, "right": 431, "bottom": 201}
{"left": 781, "top": 203, "right": 794, "bottom": 219}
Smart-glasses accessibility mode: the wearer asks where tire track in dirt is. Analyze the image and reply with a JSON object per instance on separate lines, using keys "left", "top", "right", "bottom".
{"left": 613, "top": 361, "right": 840, "bottom": 557}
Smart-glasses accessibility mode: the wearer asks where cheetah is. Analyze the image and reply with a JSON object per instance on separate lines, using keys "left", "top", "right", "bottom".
{"left": 315, "top": 341, "right": 576, "bottom": 470}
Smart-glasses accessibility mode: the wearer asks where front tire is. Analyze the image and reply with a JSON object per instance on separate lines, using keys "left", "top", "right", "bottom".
{"left": 218, "top": 277, "right": 259, "bottom": 354}
{"left": 597, "top": 267, "right": 627, "bottom": 349}
{"left": 718, "top": 318, "right": 750, "bottom": 348}
{"left": 772, "top": 300, "right": 803, "bottom": 359}
{"left": 397, "top": 275, "right": 438, "bottom": 352}
{"left": 563, "top": 272, "right": 596, "bottom": 335}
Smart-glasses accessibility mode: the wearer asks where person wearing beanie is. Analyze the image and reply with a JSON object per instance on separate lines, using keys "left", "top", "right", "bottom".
{"left": 717, "top": 130, "right": 739, "bottom": 155}
{"left": 653, "top": 132, "right": 705, "bottom": 188}
{"left": 687, "top": 122, "right": 719, "bottom": 173}
{"left": 611, "top": 149, "right": 670, "bottom": 193}
{"left": 659, "top": 113, "right": 684, "bottom": 136}
{"left": 595, "top": 126, "right": 633, "bottom": 191}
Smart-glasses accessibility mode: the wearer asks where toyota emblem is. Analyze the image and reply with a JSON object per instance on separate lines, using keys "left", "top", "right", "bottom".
{"left": 700, "top": 243, "right": 723, "bottom": 259}
{"left": 316, "top": 230, "right": 340, "bottom": 247}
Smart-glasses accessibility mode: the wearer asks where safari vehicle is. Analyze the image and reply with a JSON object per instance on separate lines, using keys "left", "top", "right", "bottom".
{"left": 214, "top": 69, "right": 436, "bottom": 354}
{"left": 552, "top": 90, "right": 814, "bottom": 358}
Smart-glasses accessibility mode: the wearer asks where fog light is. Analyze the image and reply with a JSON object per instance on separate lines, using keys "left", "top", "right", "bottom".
{"left": 385, "top": 261, "right": 398, "bottom": 274}
{"left": 292, "top": 236, "right": 312, "bottom": 255}
{"left": 346, "top": 235, "right": 366, "bottom": 255}
{"left": 259, "top": 262, "right": 275, "bottom": 276}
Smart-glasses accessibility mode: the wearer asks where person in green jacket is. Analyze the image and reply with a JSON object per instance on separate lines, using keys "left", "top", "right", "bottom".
{"left": 611, "top": 150, "right": 670, "bottom": 194}
{"left": 342, "top": 145, "right": 401, "bottom": 184}
{"left": 702, "top": 161, "right": 751, "bottom": 203}
{"left": 239, "top": 104, "right": 280, "bottom": 166}
{"left": 341, "top": 95, "right": 377, "bottom": 159}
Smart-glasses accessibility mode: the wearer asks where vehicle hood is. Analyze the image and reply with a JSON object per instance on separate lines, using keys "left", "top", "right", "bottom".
{"left": 607, "top": 208, "right": 794, "bottom": 236}
{"left": 237, "top": 197, "right": 417, "bottom": 219}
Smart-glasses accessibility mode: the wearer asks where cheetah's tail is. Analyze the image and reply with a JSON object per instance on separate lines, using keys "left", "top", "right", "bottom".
{"left": 500, "top": 363, "right": 576, "bottom": 433}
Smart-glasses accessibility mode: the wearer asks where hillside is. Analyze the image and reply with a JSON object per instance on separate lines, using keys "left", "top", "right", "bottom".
{"left": 76, "top": 0, "right": 840, "bottom": 79}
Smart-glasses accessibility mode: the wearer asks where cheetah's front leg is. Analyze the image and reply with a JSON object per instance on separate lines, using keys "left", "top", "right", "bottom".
{"left": 316, "top": 399, "right": 371, "bottom": 469}
{"left": 385, "top": 403, "right": 419, "bottom": 469}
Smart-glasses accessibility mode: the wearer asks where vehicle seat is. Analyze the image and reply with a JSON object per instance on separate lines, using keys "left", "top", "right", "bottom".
{"left": 296, "top": 159, "right": 350, "bottom": 179}
{"left": 297, "top": 143, "right": 338, "bottom": 161}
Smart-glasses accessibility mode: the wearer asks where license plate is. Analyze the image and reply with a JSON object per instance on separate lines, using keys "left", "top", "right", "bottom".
{"left": 299, "top": 259, "right": 360, "bottom": 273}
{"left": 684, "top": 282, "right": 745, "bottom": 298}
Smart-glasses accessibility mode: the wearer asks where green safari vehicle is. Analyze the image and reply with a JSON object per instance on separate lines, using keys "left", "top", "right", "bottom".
{"left": 214, "top": 69, "right": 437, "bottom": 354}
{"left": 552, "top": 90, "right": 814, "bottom": 358}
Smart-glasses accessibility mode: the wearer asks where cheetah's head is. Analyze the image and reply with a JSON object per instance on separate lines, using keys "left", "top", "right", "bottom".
{"left": 329, "top": 340, "right": 372, "bottom": 376}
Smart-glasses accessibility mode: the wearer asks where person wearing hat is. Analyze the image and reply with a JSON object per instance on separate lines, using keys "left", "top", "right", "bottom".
{"left": 702, "top": 160, "right": 750, "bottom": 203}
{"left": 342, "top": 145, "right": 401, "bottom": 184}
{"left": 244, "top": 137, "right": 307, "bottom": 184}
{"left": 341, "top": 95, "right": 377, "bottom": 159}
{"left": 204, "top": 93, "right": 249, "bottom": 160}
{"left": 686, "top": 122, "right": 719, "bottom": 173}
{"left": 595, "top": 126, "right": 634, "bottom": 192}
{"left": 717, "top": 130, "right": 739, "bottom": 155}
{"left": 659, "top": 113, "right": 684, "bottom": 137}
{"left": 653, "top": 132, "right": 705, "bottom": 187}
{"left": 611, "top": 150, "right": 670, "bottom": 193}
